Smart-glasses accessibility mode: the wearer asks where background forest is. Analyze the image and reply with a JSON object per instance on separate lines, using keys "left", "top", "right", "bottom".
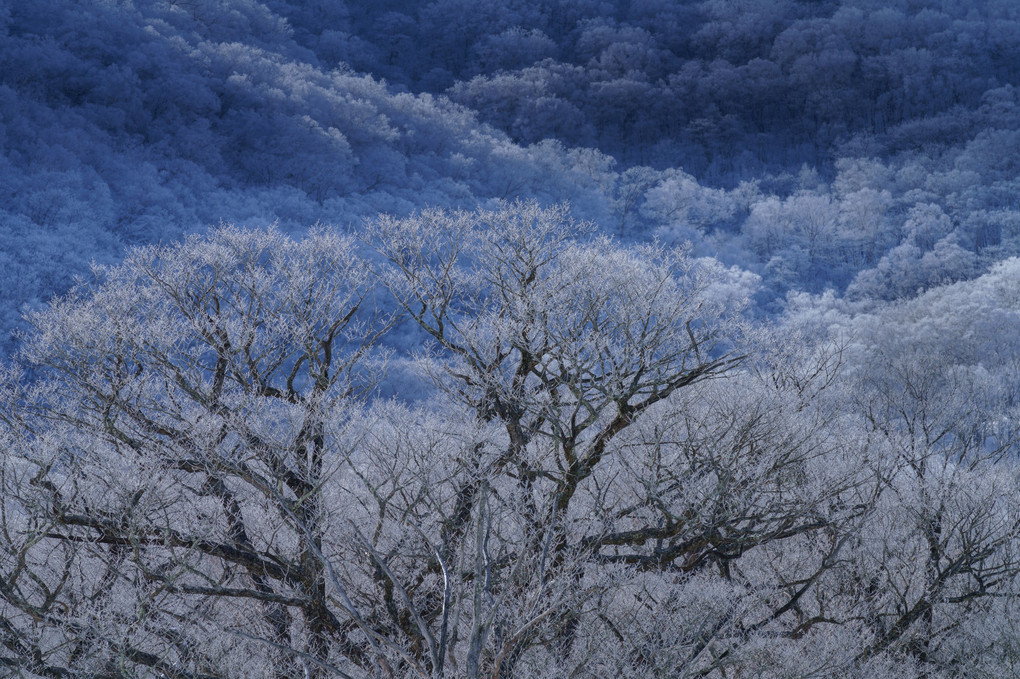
{"left": 2, "top": 0, "right": 1020, "bottom": 677}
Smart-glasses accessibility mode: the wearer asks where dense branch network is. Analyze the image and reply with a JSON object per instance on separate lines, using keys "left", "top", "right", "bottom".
{"left": 0, "top": 204, "right": 1018, "bottom": 678}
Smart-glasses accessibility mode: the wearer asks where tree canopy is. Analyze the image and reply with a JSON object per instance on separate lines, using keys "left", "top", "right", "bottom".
{"left": 3, "top": 204, "right": 1019, "bottom": 677}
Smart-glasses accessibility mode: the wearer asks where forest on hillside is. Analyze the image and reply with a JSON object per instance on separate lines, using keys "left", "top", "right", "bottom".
{"left": 1, "top": 1, "right": 1020, "bottom": 677}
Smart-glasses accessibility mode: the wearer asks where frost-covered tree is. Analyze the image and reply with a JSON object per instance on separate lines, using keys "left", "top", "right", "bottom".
{"left": 4, "top": 204, "right": 1020, "bottom": 678}
{"left": 0, "top": 226, "right": 392, "bottom": 677}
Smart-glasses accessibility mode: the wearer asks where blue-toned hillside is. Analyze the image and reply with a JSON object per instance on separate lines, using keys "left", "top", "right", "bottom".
{"left": 2, "top": 0, "right": 1019, "bottom": 348}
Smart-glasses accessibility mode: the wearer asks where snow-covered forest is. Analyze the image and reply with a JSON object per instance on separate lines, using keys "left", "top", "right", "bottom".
{"left": 1, "top": 1, "right": 1020, "bottom": 676}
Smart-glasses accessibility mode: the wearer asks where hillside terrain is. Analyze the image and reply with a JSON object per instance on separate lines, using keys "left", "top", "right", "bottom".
{"left": 2, "top": 1, "right": 1020, "bottom": 677}
{"left": 2, "top": 0, "right": 1020, "bottom": 347}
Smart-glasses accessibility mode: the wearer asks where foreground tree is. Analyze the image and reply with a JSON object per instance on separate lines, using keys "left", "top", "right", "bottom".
{"left": 0, "top": 226, "right": 392, "bottom": 677}
{"left": 845, "top": 306, "right": 1020, "bottom": 670}
{"left": 362, "top": 202, "right": 879, "bottom": 676}
{"left": 2, "top": 204, "right": 1019, "bottom": 678}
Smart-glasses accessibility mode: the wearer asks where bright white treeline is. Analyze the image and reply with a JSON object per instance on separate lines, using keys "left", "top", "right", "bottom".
{"left": 2, "top": 203, "right": 1019, "bottom": 678}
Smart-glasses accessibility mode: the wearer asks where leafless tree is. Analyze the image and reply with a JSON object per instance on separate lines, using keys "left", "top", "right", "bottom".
{"left": 1, "top": 226, "right": 392, "bottom": 677}
{"left": 3, "top": 204, "right": 1019, "bottom": 679}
